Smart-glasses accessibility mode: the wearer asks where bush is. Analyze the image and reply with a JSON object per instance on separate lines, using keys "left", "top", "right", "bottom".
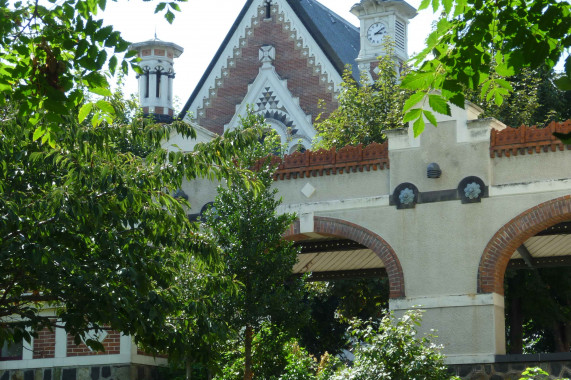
{"left": 329, "top": 310, "right": 457, "bottom": 380}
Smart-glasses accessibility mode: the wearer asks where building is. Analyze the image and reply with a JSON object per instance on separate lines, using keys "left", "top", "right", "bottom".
{"left": 2, "top": 0, "right": 570, "bottom": 379}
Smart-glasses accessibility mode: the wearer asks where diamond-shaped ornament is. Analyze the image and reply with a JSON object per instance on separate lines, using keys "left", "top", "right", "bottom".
{"left": 301, "top": 183, "right": 316, "bottom": 198}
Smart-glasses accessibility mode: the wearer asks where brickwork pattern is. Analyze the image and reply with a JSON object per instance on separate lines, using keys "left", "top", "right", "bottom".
{"left": 253, "top": 142, "right": 389, "bottom": 180}
{"left": 490, "top": 120, "right": 571, "bottom": 158}
{"left": 66, "top": 331, "right": 121, "bottom": 357}
{"left": 32, "top": 324, "right": 56, "bottom": 359}
{"left": 194, "top": 3, "right": 337, "bottom": 134}
{"left": 478, "top": 195, "right": 571, "bottom": 294}
{"left": 285, "top": 216, "right": 405, "bottom": 298}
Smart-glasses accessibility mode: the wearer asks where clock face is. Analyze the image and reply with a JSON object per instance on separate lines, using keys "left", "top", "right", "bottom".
{"left": 367, "top": 22, "right": 388, "bottom": 45}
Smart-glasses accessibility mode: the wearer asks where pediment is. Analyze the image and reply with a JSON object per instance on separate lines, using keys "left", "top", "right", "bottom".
{"left": 179, "top": 0, "right": 356, "bottom": 135}
{"left": 226, "top": 52, "right": 314, "bottom": 151}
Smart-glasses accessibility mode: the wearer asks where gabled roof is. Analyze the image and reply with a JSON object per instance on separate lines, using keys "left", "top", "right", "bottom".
{"left": 179, "top": 0, "right": 360, "bottom": 120}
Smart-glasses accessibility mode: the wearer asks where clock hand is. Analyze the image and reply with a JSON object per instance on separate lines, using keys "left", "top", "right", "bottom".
{"left": 374, "top": 29, "right": 385, "bottom": 35}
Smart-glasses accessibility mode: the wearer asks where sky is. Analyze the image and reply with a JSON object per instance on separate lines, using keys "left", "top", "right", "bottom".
{"left": 102, "top": 0, "right": 434, "bottom": 107}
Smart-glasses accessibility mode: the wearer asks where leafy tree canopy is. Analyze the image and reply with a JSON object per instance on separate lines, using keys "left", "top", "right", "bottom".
{"left": 313, "top": 38, "right": 410, "bottom": 149}
{"left": 0, "top": 88, "right": 260, "bottom": 351}
{"left": 0, "top": 0, "right": 183, "bottom": 146}
{"left": 401, "top": 0, "right": 570, "bottom": 136}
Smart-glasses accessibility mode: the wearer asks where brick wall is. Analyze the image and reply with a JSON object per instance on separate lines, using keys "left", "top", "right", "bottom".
{"left": 196, "top": 3, "right": 337, "bottom": 134}
{"left": 66, "top": 331, "right": 121, "bottom": 357}
{"left": 32, "top": 325, "right": 56, "bottom": 359}
{"left": 478, "top": 195, "right": 571, "bottom": 294}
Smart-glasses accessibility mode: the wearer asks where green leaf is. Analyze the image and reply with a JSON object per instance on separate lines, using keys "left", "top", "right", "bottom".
{"left": 428, "top": 94, "right": 451, "bottom": 115}
{"left": 423, "top": 110, "right": 438, "bottom": 126}
{"left": 78, "top": 103, "right": 93, "bottom": 123}
{"left": 403, "top": 108, "right": 422, "bottom": 123}
{"left": 90, "top": 87, "right": 112, "bottom": 97}
{"left": 154, "top": 2, "right": 166, "bottom": 13}
{"left": 33, "top": 126, "right": 46, "bottom": 141}
{"left": 109, "top": 56, "right": 118, "bottom": 75}
{"left": 442, "top": 0, "right": 452, "bottom": 14}
{"left": 168, "top": 2, "right": 181, "bottom": 11}
{"left": 413, "top": 115, "right": 426, "bottom": 137}
{"left": 164, "top": 9, "right": 175, "bottom": 23}
{"left": 96, "top": 100, "right": 116, "bottom": 117}
{"left": 418, "top": 0, "right": 431, "bottom": 10}
{"left": 554, "top": 75, "right": 571, "bottom": 91}
{"left": 495, "top": 62, "right": 515, "bottom": 77}
{"left": 403, "top": 92, "right": 426, "bottom": 112}
{"left": 401, "top": 71, "right": 437, "bottom": 90}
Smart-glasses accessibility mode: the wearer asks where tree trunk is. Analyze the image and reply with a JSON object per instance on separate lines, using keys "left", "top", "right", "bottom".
{"left": 509, "top": 295, "right": 523, "bottom": 353}
{"left": 551, "top": 322, "right": 567, "bottom": 352}
{"left": 507, "top": 276, "right": 523, "bottom": 354}
{"left": 244, "top": 324, "right": 254, "bottom": 380}
{"left": 186, "top": 358, "right": 192, "bottom": 380}
{"left": 564, "top": 321, "right": 571, "bottom": 352}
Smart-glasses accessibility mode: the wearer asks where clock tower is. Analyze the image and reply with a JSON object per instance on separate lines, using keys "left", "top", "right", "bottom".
{"left": 350, "top": 0, "right": 416, "bottom": 80}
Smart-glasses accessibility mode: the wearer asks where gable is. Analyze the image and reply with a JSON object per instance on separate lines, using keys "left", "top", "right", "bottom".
{"left": 179, "top": 0, "right": 359, "bottom": 135}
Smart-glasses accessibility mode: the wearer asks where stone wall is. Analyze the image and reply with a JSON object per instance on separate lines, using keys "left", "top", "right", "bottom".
{"left": 450, "top": 357, "right": 571, "bottom": 379}
{"left": 0, "top": 365, "right": 163, "bottom": 380}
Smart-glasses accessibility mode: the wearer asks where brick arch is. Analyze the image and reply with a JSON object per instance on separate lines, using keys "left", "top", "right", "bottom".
{"left": 478, "top": 195, "right": 571, "bottom": 294}
{"left": 285, "top": 216, "right": 405, "bottom": 299}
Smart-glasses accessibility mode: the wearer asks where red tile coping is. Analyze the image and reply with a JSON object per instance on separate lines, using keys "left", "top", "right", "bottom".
{"left": 253, "top": 142, "right": 389, "bottom": 181}
{"left": 490, "top": 120, "right": 571, "bottom": 158}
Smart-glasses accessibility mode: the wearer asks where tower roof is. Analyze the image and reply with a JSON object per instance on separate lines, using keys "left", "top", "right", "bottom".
{"left": 129, "top": 39, "right": 184, "bottom": 58}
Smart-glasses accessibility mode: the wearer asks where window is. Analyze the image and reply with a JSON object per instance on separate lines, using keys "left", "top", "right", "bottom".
{"left": 0, "top": 340, "right": 23, "bottom": 361}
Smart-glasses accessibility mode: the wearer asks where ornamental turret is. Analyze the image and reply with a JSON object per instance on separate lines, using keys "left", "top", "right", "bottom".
{"left": 129, "top": 39, "right": 183, "bottom": 123}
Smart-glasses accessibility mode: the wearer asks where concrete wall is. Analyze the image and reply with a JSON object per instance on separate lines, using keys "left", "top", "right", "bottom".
{"left": 173, "top": 104, "right": 570, "bottom": 364}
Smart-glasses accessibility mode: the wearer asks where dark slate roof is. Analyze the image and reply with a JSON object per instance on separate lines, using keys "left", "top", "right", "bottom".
{"left": 179, "top": 0, "right": 360, "bottom": 120}
{"left": 292, "top": 0, "right": 360, "bottom": 80}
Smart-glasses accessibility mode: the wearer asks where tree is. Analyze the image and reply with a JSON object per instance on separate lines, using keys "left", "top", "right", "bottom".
{"left": 299, "top": 277, "right": 389, "bottom": 358}
{"left": 313, "top": 38, "right": 410, "bottom": 149}
{"left": 0, "top": 91, "right": 259, "bottom": 351}
{"left": 330, "top": 310, "right": 458, "bottom": 380}
{"left": 203, "top": 113, "right": 308, "bottom": 380}
{"left": 0, "top": 0, "right": 183, "bottom": 145}
{"left": 401, "top": 0, "right": 570, "bottom": 137}
{"left": 505, "top": 267, "right": 571, "bottom": 354}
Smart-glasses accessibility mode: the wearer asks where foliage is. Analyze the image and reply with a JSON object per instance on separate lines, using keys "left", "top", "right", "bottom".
{"left": 313, "top": 38, "right": 410, "bottom": 149}
{"left": 401, "top": 0, "right": 570, "bottom": 136}
{"left": 215, "top": 323, "right": 295, "bottom": 380}
{"left": 466, "top": 65, "right": 571, "bottom": 128}
{"left": 505, "top": 267, "right": 571, "bottom": 354}
{"left": 329, "top": 310, "right": 457, "bottom": 380}
{"left": 0, "top": 0, "right": 185, "bottom": 146}
{"left": 203, "top": 112, "right": 307, "bottom": 380}
{"left": 519, "top": 366, "right": 570, "bottom": 380}
{"left": 299, "top": 278, "right": 389, "bottom": 358}
{"left": 0, "top": 91, "right": 260, "bottom": 351}
{"left": 466, "top": 68, "right": 540, "bottom": 127}
{"left": 279, "top": 340, "right": 318, "bottom": 380}
{"left": 214, "top": 324, "right": 340, "bottom": 380}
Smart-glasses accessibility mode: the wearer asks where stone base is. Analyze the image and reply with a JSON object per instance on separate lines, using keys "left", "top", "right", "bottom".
{"left": 0, "top": 364, "right": 163, "bottom": 380}
{"left": 449, "top": 355, "right": 571, "bottom": 379}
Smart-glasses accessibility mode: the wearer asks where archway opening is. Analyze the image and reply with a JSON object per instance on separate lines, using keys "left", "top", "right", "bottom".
{"left": 285, "top": 216, "right": 404, "bottom": 358}
{"left": 291, "top": 236, "right": 390, "bottom": 358}
{"left": 504, "top": 221, "right": 571, "bottom": 354}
